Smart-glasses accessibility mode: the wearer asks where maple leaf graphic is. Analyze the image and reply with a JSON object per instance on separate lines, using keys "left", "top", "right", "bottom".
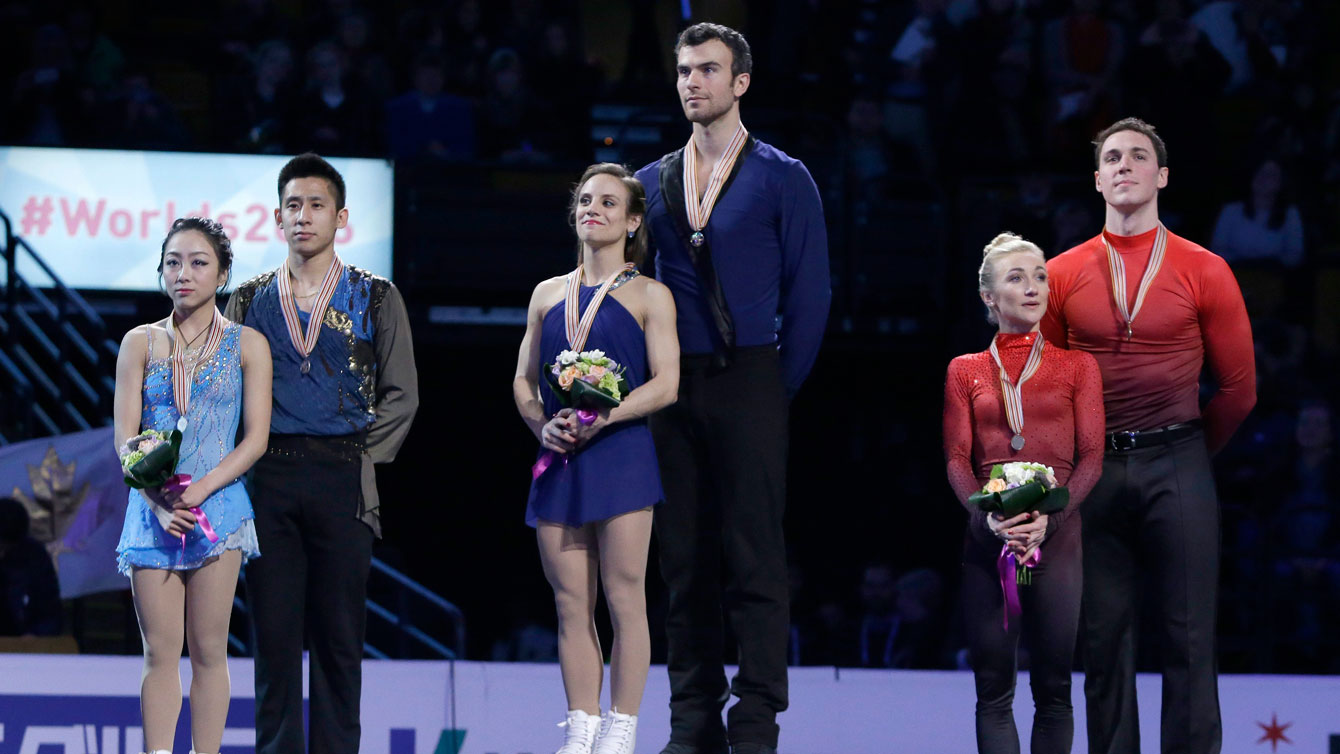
{"left": 11, "top": 445, "right": 91, "bottom": 562}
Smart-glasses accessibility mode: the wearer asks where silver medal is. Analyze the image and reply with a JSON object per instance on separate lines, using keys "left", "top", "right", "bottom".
{"left": 301, "top": 358, "right": 311, "bottom": 375}
{"left": 690, "top": 231, "right": 704, "bottom": 247}
{"left": 176, "top": 416, "right": 188, "bottom": 433}
{"left": 1011, "top": 434, "right": 1025, "bottom": 451}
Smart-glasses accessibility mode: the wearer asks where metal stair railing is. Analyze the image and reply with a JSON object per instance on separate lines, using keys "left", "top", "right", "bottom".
{"left": 229, "top": 556, "right": 465, "bottom": 660}
{"left": 0, "top": 207, "right": 119, "bottom": 442}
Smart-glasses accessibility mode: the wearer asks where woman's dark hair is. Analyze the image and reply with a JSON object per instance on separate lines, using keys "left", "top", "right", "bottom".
{"left": 569, "top": 163, "right": 648, "bottom": 268}
{"left": 158, "top": 217, "right": 234, "bottom": 293}
{"left": 1243, "top": 157, "right": 1290, "bottom": 231}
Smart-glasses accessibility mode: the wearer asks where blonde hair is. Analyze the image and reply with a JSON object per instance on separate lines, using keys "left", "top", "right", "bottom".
{"left": 978, "top": 232, "right": 1046, "bottom": 324}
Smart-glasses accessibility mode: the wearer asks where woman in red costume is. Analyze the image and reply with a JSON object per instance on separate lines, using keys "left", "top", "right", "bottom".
{"left": 943, "top": 232, "right": 1105, "bottom": 753}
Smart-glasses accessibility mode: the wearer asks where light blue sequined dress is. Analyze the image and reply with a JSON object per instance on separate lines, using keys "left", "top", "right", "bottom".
{"left": 116, "top": 322, "right": 260, "bottom": 574}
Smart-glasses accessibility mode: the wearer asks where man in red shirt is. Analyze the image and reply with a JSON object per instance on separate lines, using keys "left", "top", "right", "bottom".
{"left": 1041, "top": 118, "right": 1255, "bottom": 754}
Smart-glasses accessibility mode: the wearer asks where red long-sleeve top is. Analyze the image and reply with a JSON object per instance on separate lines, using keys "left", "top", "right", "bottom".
{"left": 943, "top": 332, "right": 1106, "bottom": 536}
{"left": 1040, "top": 227, "right": 1256, "bottom": 454}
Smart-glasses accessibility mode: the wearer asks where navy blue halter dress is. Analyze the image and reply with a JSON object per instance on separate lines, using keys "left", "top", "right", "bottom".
{"left": 525, "top": 285, "right": 664, "bottom": 527}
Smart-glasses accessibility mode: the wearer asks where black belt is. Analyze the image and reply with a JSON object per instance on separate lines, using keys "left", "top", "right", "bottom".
{"left": 1106, "top": 420, "right": 1202, "bottom": 452}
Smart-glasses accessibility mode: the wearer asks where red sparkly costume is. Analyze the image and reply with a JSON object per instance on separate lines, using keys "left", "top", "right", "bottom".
{"left": 943, "top": 332, "right": 1104, "bottom": 753}
{"left": 943, "top": 332, "right": 1106, "bottom": 531}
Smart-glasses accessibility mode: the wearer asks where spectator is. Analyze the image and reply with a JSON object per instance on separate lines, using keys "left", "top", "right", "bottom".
{"left": 8, "top": 24, "right": 83, "bottom": 145}
{"left": 1042, "top": 0, "right": 1125, "bottom": 159}
{"left": 1268, "top": 400, "right": 1340, "bottom": 666}
{"left": 288, "top": 40, "right": 375, "bottom": 156}
{"left": 222, "top": 39, "right": 295, "bottom": 153}
{"left": 1211, "top": 157, "right": 1305, "bottom": 267}
{"left": 478, "top": 48, "right": 551, "bottom": 163}
{"left": 0, "top": 497, "right": 62, "bottom": 637}
{"left": 385, "top": 53, "right": 475, "bottom": 160}
{"left": 854, "top": 564, "right": 946, "bottom": 669}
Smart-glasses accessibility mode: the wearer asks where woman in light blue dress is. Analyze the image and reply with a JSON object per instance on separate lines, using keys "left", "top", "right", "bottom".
{"left": 113, "top": 217, "right": 271, "bottom": 754}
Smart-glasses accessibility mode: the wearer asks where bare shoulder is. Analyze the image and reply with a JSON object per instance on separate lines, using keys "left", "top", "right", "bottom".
{"left": 531, "top": 275, "right": 568, "bottom": 313}
{"left": 238, "top": 324, "right": 269, "bottom": 349}
{"left": 635, "top": 276, "right": 675, "bottom": 313}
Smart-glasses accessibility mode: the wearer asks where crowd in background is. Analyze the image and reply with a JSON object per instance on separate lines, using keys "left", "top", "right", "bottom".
{"left": 2, "top": 0, "right": 1337, "bottom": 673}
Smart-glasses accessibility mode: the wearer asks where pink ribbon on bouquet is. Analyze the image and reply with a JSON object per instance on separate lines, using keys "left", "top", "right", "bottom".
{"left": 531, "top": 408, "right": 598, "bottom": 480}
{"left": 997, "top": 545, "right": 1041, "bottom": 631}
{"left": 162, "top": 474, "right": 219, "bottom": 549}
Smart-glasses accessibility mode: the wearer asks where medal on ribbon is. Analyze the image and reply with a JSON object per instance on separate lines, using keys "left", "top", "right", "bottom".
{"left": 565, "top": 262, "right": 637, "bottom": 352}
{"left": 276, "top": 254, "right": 344, "bottom": 375}
{"left": 989, "top": 333, "right": 1045, "bottom": 452}
{"left": 1102, "top": 224, "right": 1167, "bottom": 341}
{"left": 682, "top": 123, "right": 749, "bottom": 248}
{"left": 167, "top": 307, "right": 226, "bottom": 432}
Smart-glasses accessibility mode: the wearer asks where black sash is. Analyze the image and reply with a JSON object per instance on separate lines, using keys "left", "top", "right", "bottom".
{"left": 657, "top": 136, "right": 753, "bottom": 367}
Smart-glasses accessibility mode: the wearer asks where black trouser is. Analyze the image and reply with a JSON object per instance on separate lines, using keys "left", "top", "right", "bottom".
{"left": 963, "top": 514, "right": 1082, "bottom": 754}
{"left": 1082, "top": 430, "right": 1221, "bottom": 754}
{"left": 651, "top": 346, "right": 790, "bottom": 750}
{"left": 248, "top": 434, "right": 375, "bottom": 754}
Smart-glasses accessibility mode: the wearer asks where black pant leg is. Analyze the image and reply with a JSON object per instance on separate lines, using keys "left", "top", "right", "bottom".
{"left": 1082, "top": 455, "right": 1143, "bottom": 754}
{"left": 248, "top": 453, "right": 310, "bottom": 754}
{"left": 652, "top": 374, "right": 729, "bottom": 749}
{"left": 302, "top": 454, "right": 373, "bottom": 754}
{"left": 1143, "top": 434, "right": 1222, "bottom": 754}
{"left": 710, "top": 353, "right": 790, "bottom": 748}
{"left": 1023, "top": 517, "right": 1082, "bottom": 754}
{"left": 962, "top": 539, "right": 1022, "bottom": 754}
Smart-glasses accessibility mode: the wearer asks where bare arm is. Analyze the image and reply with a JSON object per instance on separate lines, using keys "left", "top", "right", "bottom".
{"left": 597, "top": 280, "right": 679, "bottom": 429}
{"left": 173, "top": 327, "right": 272, "bottom": 508}
{"left": 113, "top": 326, "right": 149, "bottom": 451}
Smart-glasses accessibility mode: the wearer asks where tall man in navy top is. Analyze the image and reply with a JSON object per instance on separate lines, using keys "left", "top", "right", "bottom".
{"left": 226, "top": 153, "right": 419, "bottom": 754}
{"left": 636, "top": 23, "right": 831, "bottom": 754}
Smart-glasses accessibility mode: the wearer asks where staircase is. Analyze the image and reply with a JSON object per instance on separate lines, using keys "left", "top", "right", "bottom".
{"left": 0, "top": 208, "right": 119, "bottom": 443}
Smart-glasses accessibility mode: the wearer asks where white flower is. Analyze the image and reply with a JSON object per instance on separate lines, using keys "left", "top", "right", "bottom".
{"left": 1002, "top": 461, "right": 1054, "bottom": 488}
{"left": 581, "top": 349, "right": 607, "bottom": 365}
{"left": 557, "top": 350, "right": 578, "bottom": 366}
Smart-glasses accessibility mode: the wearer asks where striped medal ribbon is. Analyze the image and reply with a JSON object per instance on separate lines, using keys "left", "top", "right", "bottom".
{"left": 682, "top": 123, "right": 749, "bottom": 247}
{"left": 565, "top": 262, "right": 636, "bottom": 352}
{"left": 276, "top": 254, "right": 343, "bottom": 375}
{"left": 988, "top": 333, "right": 1046, "bottom": 452}
{"left": 1102, "top": 223, "right": 1168, "bottom": 341}
{"left": 168, "top": 307, "right": 226, "bottom": 432}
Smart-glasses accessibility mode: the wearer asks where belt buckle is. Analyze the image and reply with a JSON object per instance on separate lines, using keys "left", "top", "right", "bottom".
{"left": 1109, "top": 431, "right": 1138, "bottom": 452}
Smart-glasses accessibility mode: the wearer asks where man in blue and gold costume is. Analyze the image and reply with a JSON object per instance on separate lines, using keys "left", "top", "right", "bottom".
{"left": 225, "top": 153, "right": 418, "bottom": 754}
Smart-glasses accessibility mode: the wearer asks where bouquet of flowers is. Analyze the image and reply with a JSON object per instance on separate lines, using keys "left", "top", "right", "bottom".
{"left": 532, "top": 349, "right": 629, "bottom": 479}
{"left": 545, "top": 349, "right": 630, "bottom": 409}
{"left": 119, "top": 428, "right": 216, "bottom": 547}
{"left": 120, "top": 429, "right": 184, "bottom": 491}
{"left": 970, "top": 462, "right": 1069, "bottom": 629}
{"left": 969, "top": 462, "right": 1069, "bottom": 520}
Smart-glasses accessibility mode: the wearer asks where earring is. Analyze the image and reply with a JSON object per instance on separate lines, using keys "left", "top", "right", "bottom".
{"left": 628, "top": 230, "right": 635, "bottom": 239}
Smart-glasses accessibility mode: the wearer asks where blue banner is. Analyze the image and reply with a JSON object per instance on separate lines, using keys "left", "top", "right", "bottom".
{"left": 1, "top": 427, "right": 127, "bottom": 598}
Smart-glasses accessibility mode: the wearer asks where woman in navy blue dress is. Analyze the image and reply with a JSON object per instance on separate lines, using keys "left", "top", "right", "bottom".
{"left": 514, "top": 163, "right": 680, "bottom": 754}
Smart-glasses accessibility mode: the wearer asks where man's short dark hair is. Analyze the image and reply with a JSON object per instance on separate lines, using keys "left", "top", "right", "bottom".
{"left": 277, "top": 152, "right": 347, "bottom": 210}
{"left": 674, "top": 22, "right": 752, "bottom": 78}
{"left": 1093, "top": 117, "right": 1168, "bottom": 168}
